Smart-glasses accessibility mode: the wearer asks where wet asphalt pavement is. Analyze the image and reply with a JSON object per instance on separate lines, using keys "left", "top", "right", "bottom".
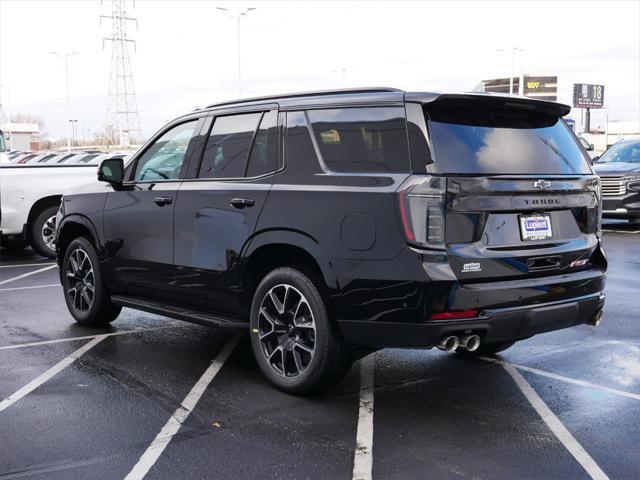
{"left": 0, "top": 221, "right": 638, "bottom": 479}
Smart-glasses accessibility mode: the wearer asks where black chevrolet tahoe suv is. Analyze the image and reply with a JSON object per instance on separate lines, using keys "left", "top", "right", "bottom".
{"left": 55, "top": 88, "right": 607, "bottom": 394}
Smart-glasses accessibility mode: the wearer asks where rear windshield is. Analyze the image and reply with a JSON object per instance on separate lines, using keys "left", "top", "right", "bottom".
{"left": 426, "top": 105, "right": 591, "bottom": 174}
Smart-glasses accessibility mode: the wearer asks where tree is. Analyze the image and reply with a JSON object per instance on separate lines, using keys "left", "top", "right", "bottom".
{"left": 10, "top": 113, "right": 45, "bottom": 128}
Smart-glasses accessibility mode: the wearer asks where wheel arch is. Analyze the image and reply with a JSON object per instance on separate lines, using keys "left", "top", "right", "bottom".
{"left": 240, "top": 229, "right": 339, "bottom": 310}
{"left": 26, "top": 195, "right": 62, "bottom": 240}
{"left": 56, "top": 214, "right": 101, "bottom": 267}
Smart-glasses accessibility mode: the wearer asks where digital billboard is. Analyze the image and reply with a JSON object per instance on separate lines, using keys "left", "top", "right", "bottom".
{"left": 573, "top": 84, "right": 605, "bottom": 108}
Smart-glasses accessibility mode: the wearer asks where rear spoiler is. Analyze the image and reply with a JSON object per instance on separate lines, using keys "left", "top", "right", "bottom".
{"left": 405, "top": 92, "right": 571, "bottom": 117}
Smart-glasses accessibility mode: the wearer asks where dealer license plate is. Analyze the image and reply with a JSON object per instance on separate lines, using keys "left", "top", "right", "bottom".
{"left": 519, "top": 214, "right": 553, "bottom": 241}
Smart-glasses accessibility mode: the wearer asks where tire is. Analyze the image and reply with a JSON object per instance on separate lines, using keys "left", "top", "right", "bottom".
{"left": 61, "top": 237, "right": 122, "bottom": 325}
{"left": 456, "top": 340, "right": 516, "bottom": 357}
{"left": 30, "top": 205, "right": 59, "bottom": 258}
{"left": 249, "top": 267, "right": 352, "bottom": 395}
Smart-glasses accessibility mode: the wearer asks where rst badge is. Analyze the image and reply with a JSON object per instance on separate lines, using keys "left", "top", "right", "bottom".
{"left": 519, "top": 214, "right": 553, "bottom": 241}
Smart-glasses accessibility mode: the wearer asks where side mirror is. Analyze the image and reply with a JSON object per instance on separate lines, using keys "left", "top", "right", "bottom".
{"left": 98, "top": 158, "right": 124, "bottom": 185}
{"left": 579, "top": 137, "right": 594, "bottom": 151}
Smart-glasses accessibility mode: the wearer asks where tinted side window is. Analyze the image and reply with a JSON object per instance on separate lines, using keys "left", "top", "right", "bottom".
{"left": 199, "top": 113, "right": 261, "bottom": 178}
{"left": 308, "top": 107, "right": 410, "bottom": 173}
{"left": 286, "top": 111, "right": 321, "bottom": 173}
{"left": 134, "top": 120, "right": 198, "bottom": 181}
{"left": 246, "top": 110, "right": 278, "bottom": 177}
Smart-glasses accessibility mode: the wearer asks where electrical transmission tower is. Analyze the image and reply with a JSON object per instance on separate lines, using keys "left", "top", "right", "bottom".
{"left": 101, "top": 0, "right": 141, "bottom": 147}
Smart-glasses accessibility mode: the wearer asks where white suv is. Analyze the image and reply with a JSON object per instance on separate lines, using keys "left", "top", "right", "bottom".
{"left": 0, "top": 154, "right": 128, "bottom": 257}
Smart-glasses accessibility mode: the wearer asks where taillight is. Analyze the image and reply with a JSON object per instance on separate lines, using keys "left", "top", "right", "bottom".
{"left": 397, "top": 175, "right": 446, "bottom": 250}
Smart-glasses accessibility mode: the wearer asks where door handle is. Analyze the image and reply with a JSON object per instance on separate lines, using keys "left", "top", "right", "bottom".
{"left": 154, "top": 196, "right": 173, "bottom": 207}
{"left": 230, "top": 197, "right": 255, "bottom": 209}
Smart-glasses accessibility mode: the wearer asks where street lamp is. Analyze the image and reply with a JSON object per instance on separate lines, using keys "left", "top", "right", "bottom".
{"left": 216, "top": 7, "right": 256, "bottom": 98}
{"left": 0, "top": 84, "right": 13, "bottom": 149}
{"left": 497, "top": 47, "right": 525, "bottom": 94}
{"left": 332, "top": 68, "right": 352, "bottom": 88}
{"left": 69, "top": 119, "right": 78, "bottom": 147}
{"left": 49, "top": 51, "right": 78, "bottom": 152}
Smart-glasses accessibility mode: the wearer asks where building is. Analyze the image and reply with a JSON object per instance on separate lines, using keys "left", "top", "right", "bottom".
{"left": 1, "top": 123, "right": 40, "bottom": 151}
{"left": 480, "top": 75, "right": 558, "bottom": 102}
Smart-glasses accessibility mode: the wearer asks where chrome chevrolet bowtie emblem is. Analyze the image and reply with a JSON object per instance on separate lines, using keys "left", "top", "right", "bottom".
{"left": 533, "top": 179, "right": 552, "bottom": 190}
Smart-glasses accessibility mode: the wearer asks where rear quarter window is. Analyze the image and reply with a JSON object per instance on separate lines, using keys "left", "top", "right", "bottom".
{"left": 308, "top": 107, "right": 410, "bottom": 173}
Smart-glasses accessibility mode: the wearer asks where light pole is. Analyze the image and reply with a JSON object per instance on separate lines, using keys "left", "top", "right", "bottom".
{"left": 332, "top": 68, "right": 352, "bottom": 88}
{"left": 497, "top": 47, "right": 524, "bottom": 94}
{"left": 216, "top": 7, "right": 256, "bottom": 98}
{"left": 510, "top": 47, "right": 524, "bottom": 94}
{"left": 69, "top": 119, "right": 78, "bottom": 147}
{"left": 49, "top": 51, "right": 78, "bottom": 152}
{"left": 0, "top": 84, "right": 12, "bottom": 149}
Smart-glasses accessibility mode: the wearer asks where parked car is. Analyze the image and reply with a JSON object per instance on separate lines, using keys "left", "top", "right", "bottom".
{"left": 7, "top": 151, "right": 25, "bottom": 161}
{"left": 11, "top": 152, "right": 35, "bottom": 163}
{"left": 20, "top": 152, "right": 56, "bottom": 164}
{"left": 0, "top": 130, "right": 8, "bottom": 164}
{"left": 55, "top": 88, "right": 606, "bottom": 394}
{"left": 0, "top": 153, "right": 120, "bottom": 256}
{"left": 593, "top": 137, "right": 640, "bottom": 223}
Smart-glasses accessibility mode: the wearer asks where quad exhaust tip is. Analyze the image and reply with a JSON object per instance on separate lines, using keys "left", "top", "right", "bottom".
{"left": 437, "top": 334, "right": 481, "bottom": 352}
{"left": 588, "top": 309, "right": 604, "bottom": 327}
{"left": 460, "top": 334, "right": 481, "bottom": 352}
{"left": 436, "top": 336, "right": 460, "bottom": 352}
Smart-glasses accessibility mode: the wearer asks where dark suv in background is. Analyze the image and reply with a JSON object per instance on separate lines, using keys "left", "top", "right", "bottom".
{"left": 55, "top": 88, "right": 606, "bottom": 394}
{"left": 593, "top": 137, "right": 640, "bottom": 224}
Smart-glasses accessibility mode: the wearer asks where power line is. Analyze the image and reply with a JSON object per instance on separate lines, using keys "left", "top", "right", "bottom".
{"left": 101, "top": 0, "right": 141, "bottom": 147}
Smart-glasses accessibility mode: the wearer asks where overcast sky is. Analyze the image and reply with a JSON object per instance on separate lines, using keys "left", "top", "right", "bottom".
{"left": 1, "top": 0, "right": 639, "bottom": 139}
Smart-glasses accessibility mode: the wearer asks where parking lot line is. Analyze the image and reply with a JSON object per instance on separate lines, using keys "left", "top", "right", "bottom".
{"left": 0, "top": 325, "right": 182, "bottom": 351}
{"left": 124, "top": 332, "right": 242, "bottom": 480}
{"left": 0, "top": 265, "right": 57, "bottom": 286}
{"left": 480, "top": 356, "right": 640, "bottom": 401}
{"left": 0, "top": 283, "right": 60, "bottom": 292}
{"left": 0, "top": 262, "right": 56, "bottom": 269}
{"left": 503, "top": 364, "right": 610, "bottom": 480}
{"left": 352, "top": 354, "right": 375, "bottom": 480}
{"left": 0, "top": 335, "right": 107, "bottom": 412}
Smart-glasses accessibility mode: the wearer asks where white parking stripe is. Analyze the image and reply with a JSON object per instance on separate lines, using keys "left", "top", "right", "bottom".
{"left": 0, "top": 283, "right": 60, "bottom": 292}
{"left": 124, "top": 332, "right": 242, "bottom": 480}
{"left": 480, "top": 356, "right": 640, "bottom": 401}
{"left": 0, "top": 265, "right": 56, "bottom": 286}
{"left": 503, "top": 364, "right": 609, "bottom": 480}
{"left": 0, "top": 262, "right": 56, "bottom": 269}
{"left": 352, "top": 354, "right": 375, "bottom": 480}
{"left": 0, "top": 335, "right": 106, "bottom": 412}
{"left": 0, "top": 325, "right": 181, "bottom": 351}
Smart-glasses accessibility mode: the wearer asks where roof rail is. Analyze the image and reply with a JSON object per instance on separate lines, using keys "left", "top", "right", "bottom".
{"left": 205, "top": 87, "right": 404, "bottom": 109}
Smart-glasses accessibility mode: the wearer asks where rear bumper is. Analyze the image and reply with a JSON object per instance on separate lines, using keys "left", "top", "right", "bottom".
{"left": 339, "top": 291, "right": 605, "bottom": 348}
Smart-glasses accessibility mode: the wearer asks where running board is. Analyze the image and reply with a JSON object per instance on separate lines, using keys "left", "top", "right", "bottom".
{"left": 110, "top": 295, "right": 248, "bottom": 329}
